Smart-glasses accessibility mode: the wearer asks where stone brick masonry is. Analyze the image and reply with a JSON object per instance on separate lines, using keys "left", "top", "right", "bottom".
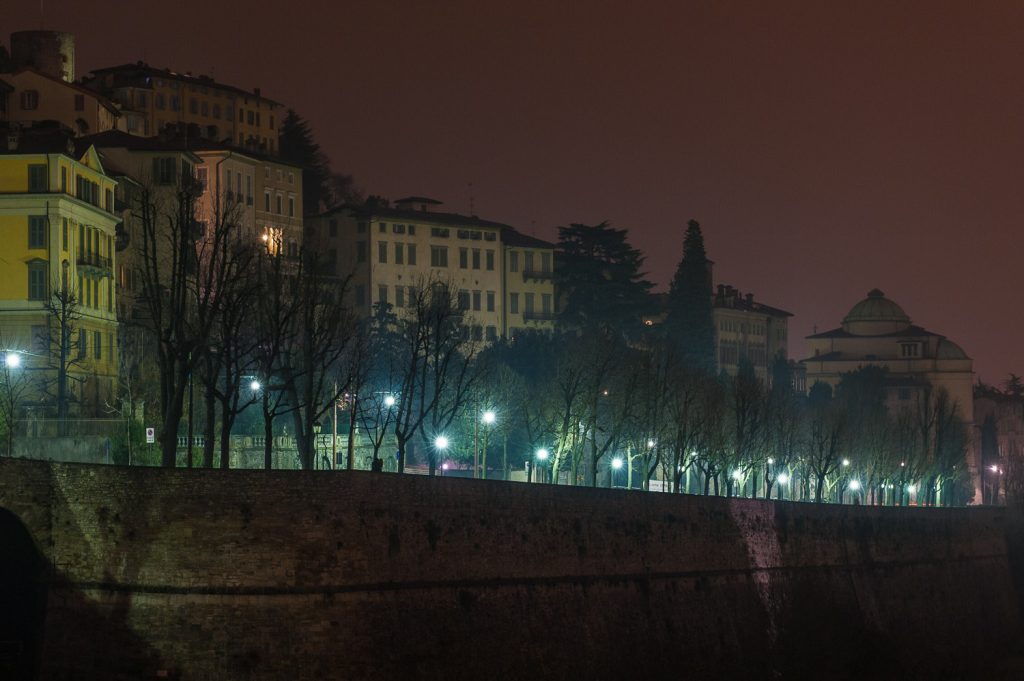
{"left": 1, "top": 458, "right": 1023, "bottom": 680}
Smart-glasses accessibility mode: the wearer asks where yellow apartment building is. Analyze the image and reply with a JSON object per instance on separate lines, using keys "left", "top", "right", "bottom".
{"left": 502, "top": 229, "right": 557, "bottom": 338}
{"left": 0, "top": 68, "right": 122, "bottom": 135}
{"left": 81, "top": 63, "right": 282, "bottom": 153}
{"left": 713, "top": 284, "right": 791, "bottom": 381}
{"left": 0, "top": 126, "right": 120, "bottom": 414}
{"left": 312, "top": 197, "right": 556, "bottom": 342}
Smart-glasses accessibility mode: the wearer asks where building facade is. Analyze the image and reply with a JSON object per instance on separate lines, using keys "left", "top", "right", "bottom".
{"left": 0, "top": 68, "right": 121, "bottom": 135}
{"left": 0, "top": 126, "right": 120, "bottom": 413}
{"left": 713, "top": 284, "right": 791, "bottom": 381}
{"left": 310, "top": 197, "right": 555, "bottom": 342}
{"left": 82, "top": 63, "right": 282, "bottom": 153}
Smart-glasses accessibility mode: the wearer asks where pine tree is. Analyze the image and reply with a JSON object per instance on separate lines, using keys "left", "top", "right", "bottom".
{"left": 665, "top": 219, "right": 715, "bottom": 372}
{"left": 556, "top": 222, "right": 653, "bottom": 337}
{"left": 278, "top": 110, "right": 334, "bottom": 216}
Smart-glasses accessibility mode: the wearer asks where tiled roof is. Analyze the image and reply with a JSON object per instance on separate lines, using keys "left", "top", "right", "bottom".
{"left": 78, "top": 131, "right": 300, "bottom": 168}
{"left": 501, "top": 227, "right": 556, "bottom": 249}
{"left": 807, "top": 324, "right": 935, "bottom": 340}
{"left": 325, "top": 203, "right": 512, "bottom": 231}
{"left": 9, "top": 67, "right": 121, "bottom": 115}
{"left": 84, "top": 62, "right": 282, "bottom": 107}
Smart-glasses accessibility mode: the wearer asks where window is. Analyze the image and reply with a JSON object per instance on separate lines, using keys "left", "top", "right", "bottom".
{"left": 472, "top": 326, "right": 483, "bottom": 342}
{"left": 329, "top": 219, "right": 338, "bottom": 238}
{"left": 431, "top": 227, "right": 449, "bottom": 238}
{"left": 484, "top": 232, "right": 496, "bottom": 242}
{"left": 74, "top": 94, "right": 85, "bottom": 111}
{"left": 212, "top": 103, "right": 221, "bottom": 118}
{"left": 459, "top": 247, "right": 468, "bottom": 269}
{"left": 31, "top": 325, "right": 47, "bottom": 354}
{"left": 247, "top": 110, "right": 255, "bottom": 125}
{"left": 189, "top": 99, "right": 198, "bottom": 114}
{"left": 60, "top": 167, "right": 67, "bottom": 192}
{"left": 524, "top": 293, "right": 535, "bottom": 314}
{"left": 542, "top": 293, "right": 552, "bottom": 314}
{"left": 486, "top": 291, "right": 495, "bottom": 312}
{"left": 407, "top": 286, "right": 416, "bottom": 307}
{"left": 78, "top": 329, "right": 87, "bottom": 359}
{"left": 509, "top": 293, "right": 519, "bottom": 314}
{"left": 28, "top": 164, "right": 47, "bottom": 192}
{"left": 170, "top": 95, "right": 180, "bottom": 111}
{"left": 153, "top": 157, "right": 176, "bottom": 185}
{"left": 900, "top": 343, "right": 920, "bottom": 358}
{"left": 270, "top": 115, "right": 275, "bottom": 129}
{"left": 62, "top": 219, "right": 68, "bottom": 250}
{"left": 264, "top": 191, "right": 271, "bottom": 211}
{"left": 394, "top": 243, "right": 404, "bottom": 264}
{"left": 486, "top": 326, "right": 497, "bottom": 342}
{"left": 524, "top": 252, "right": 535, "bottom": 272}
{"left": 288, "top": 172, "right": 294, "bottom": 185}
{"left": 276, "top": 194, "right": 282, "bottom": 215}
{"left": 394, "top": 286, "right": 405, "bottom": 308}
{"left": 357, "top": 221, "right": 367, "bottom": 233}
{"left": 541, "top": 252, "right": 552, "bottom": 273}
{"left": 196, "top": 167, "right": 208, "bottom": 191}
{"left": 458, "top": 291, "right": 471, "bottom": 311}
{"left": 201, "top": 101, "right": 208, "bottom": 116}
{"left": 20, "top": 90, "right": 39, "bottom": 110}
{"left": 509, "top": 251, "right": 519, "bottom": 272}
{"left": 355, "top": 285, "right": 366, "bottom": 306}
{"left": 28, "top": 216, "right": 47, "bottom": 249}
{"left": 379, "top": 223, "right": 387, "bottom": 233}
{"left": 356, "top": 241, "right": 367, "bottom": 263}
{"left": 472, "top": 249, "right": 481, "bottom": 270}
{"left": 239, "top": 108, "right": 245, "bottom": 122}
{"left": 156, "top": 93, "right": 165, "bottom": 109}
{"left": 288, "top": 196, "right": 294, "bottom": 217}
{"left": 94, "top": 331, "right": 102, "bottom": 360}
{"left": 225, "top": 104, "right": 233, "bottom": 119}
{"left": 393, "top": 223, "right": 405, "bottom": 234}
{"left": 246, "top": 176, "right": 253, "bottom": 204}
{"left": 486, "top": 250, "right": 495, "bottom": 271}
{"left": 407, "top": 244, "right": 417, "bottom": 265}
{"left": 431, "top": 245, "right": 448, "bottom": 267}
{"left": 472, "top": 290, "right": 481, "bottom": 311}
{"left": 378, "top": 285, "right": 388, "bottom": 306}
{"left": 378, "top": 241, "right": 388, "bottom": 263}
{"left": 408, "top": 224, "right": 416, "bottom": 236}
{"left": 28, "top": 262, "right": 47, "bottom": 300}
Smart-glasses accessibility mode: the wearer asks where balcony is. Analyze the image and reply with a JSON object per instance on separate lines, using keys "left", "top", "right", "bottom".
{"left": 522, "top": 310, "right": 557, "bottom": 322}
{"left": 77, "top": 252, "right": 113, "bottom": 274}
{"left": 522, "top": 268, "right": 554, "bottom": 281}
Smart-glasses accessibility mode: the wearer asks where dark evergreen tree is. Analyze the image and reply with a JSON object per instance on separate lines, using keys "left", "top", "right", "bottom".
{"left": 555, "top": 222, "right": 653, "bottom": 337}
{"left": 665, "top": 219, "right": 715, "bottom": 372}
{"left": 278, "top": 110, "right": 335, "bottom": 216}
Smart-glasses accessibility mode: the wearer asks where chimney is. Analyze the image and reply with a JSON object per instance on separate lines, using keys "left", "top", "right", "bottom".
{"left": 253, "top": 87, "right": 261, "bottom": 97}
{"left": 745, "top": 293, "right": 754, "bottom": 304}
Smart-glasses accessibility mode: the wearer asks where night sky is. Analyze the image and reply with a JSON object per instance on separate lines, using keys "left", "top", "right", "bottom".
{"left": 9, "top": 1, "right": 1022, "bottom": 382}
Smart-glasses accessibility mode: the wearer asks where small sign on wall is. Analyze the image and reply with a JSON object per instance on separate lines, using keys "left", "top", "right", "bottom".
{"left": 146, "top": 427, "right": 155, "bottom": 444}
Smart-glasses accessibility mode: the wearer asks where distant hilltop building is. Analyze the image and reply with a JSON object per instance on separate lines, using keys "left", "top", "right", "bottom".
{"left": 10, "top": 30, "right": 75, "bottom": 83}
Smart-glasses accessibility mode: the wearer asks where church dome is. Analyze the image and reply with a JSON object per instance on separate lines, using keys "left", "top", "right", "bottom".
{"left": 841, "top": 289, "right": 912, "bottom": 335}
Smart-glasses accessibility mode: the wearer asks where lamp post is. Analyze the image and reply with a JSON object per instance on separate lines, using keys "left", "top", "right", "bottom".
{"left": 534, "top": 447, "right": 550, "bottom": 483}
{"left": 610, "top": 456, "right": 624, "bottom": 488}
{"left": 312, "top": 421, "right": 321, "bottom": 470}
{"left": 2, "top": 352, "right": 22, "bottom": 457}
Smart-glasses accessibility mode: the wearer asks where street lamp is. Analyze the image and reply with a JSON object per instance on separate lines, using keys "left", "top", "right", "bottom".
{"left": 434, "top": 435, "right": 449, "bottom": 451}
{"left": 777, "top": 473, "right": 790, "bottom": 485}
{"left": 532, "top": 447, "right": 550, "bottom": 483}
{"left": 383, "top": 394, "right": 396, "bottom": 408}
{"left": 475, "top": 409, "right": 497, "bottom": 479}
{"left": 849, "top": 480, "right": 861, "bottom": 491}
{"left": 249, "top": 379, "right": 261, "bottom": 392}
{"left": 5, "top": 352, "right": 21, "bottom": 369}
{"left": 842, "top": 458, "right": 850, "bottom": 467}
{"left": 610, "top": 456, "right": 624, "bottom": 488}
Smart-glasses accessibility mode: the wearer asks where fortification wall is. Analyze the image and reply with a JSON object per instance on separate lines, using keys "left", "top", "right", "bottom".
{"left": 1, "top": 458, "right": 1022, "bottom": 680}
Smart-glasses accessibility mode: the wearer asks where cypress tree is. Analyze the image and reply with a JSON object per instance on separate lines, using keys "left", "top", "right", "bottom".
{"left": 666, "top": 219, "right": 715, "bottom": 372}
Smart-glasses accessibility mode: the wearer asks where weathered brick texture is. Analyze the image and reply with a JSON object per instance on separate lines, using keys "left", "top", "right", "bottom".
{"left": 1, "top": 459, "right": 1022, "bottom": 680}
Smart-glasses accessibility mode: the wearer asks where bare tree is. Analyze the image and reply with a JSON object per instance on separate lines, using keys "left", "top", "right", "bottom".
{"left": 40, "top": 276, "right": 84, "bottom": 431}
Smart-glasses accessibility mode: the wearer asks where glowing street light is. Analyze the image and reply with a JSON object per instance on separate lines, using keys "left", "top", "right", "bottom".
{"left": 907, "top": 484, "right": 917, "bottom": 495}
{"left": 849, "top": 480, "right": 861, "bottom": 491}
{"left": 249, "top": 379, "right": 261, "bottom": 392}
{"left": 4, "top": 352, "right": 21, "bottom": 369}
{"left": 842, "top": 458, "right": 850, "bottom": 467}
{"left": 647, "top": 439, "right": 655, "bottom": 449}
{"left": 536, "top": 448, "right": 550, "bottom": 461}
{"left": 767, "top": 457, "right": 775, "bottom": 465}
{"left": 482, "top": 410, "right": 496, "bottom": 425}
{"left": 434, "top": 435, "right": 449, "bottom": 451}
{"left": 777, "top": 473, "right": 790, "bottom": 485}
{"left": 383, "top": 394, "right": 396, "bottom": 408}
{"left": 732, "top": 469, "right": 743, "bottom": 481}
{"left": 612, "top": 457, "right": 624, "bottom": 470}
{"left": 990, "top": 464, "right": 999, "bottom": 473}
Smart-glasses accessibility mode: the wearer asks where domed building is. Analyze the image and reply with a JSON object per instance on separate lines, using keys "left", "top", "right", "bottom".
{"left": 802, "top": 289, "right": 974, "bottom": 418}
